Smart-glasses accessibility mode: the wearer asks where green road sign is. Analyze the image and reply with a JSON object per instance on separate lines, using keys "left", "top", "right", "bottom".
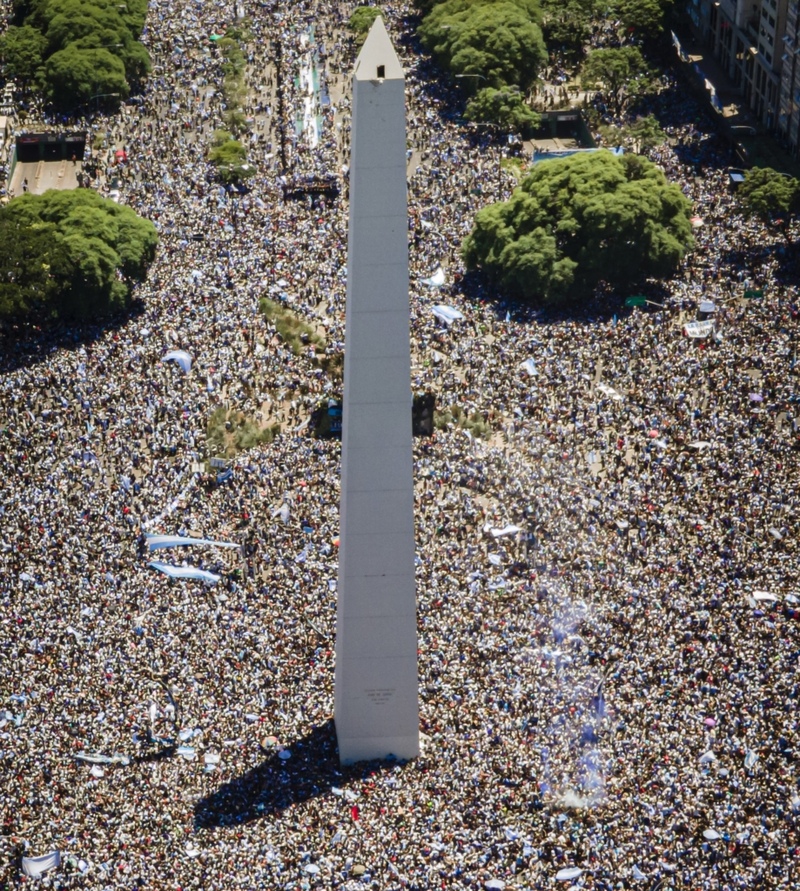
{"left": 625, "top": 296, "right": 647, "bottom": 308}
{"left": 744, "top": 289, "right": 764, "bottom": 299}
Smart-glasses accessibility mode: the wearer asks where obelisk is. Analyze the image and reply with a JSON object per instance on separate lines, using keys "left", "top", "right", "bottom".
{"left": 334, "top": 16, "right": 419, "bottom": 765}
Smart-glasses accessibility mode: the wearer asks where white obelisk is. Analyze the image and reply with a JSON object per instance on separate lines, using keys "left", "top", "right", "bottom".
{"left": 334, "top": 16, "right": 419, "bottom": 765}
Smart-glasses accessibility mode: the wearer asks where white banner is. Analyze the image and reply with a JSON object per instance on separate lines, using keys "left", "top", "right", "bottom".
{"left": 146, "top": 534, "right": 239, "bottom": 551}
{"left": 432, "top": 305, "right": 464, "bottom": 326}
{"left": 685, "top": 320, "right": 714, "bottom": 338}
{"left": 22, "top": 852, "right": 61, "bottom": 878}
{"left": 596, "top": 382, "right": 623, "bottom": 401}
{"left": 148, "top": 561, "right": 221, "bottom": 585}
{"left": 484, "top": 524, "right": 520, "bottom": 538}
{"left": 422, "top": 267, "right": 445, "bottom": 287}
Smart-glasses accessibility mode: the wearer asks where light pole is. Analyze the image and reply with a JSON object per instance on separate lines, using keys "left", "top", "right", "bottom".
{"left": 455, "top": 73, "right": 488, "bottom": 86}
{"left": 90, "top": 92, "right": 121, "bottom": 114}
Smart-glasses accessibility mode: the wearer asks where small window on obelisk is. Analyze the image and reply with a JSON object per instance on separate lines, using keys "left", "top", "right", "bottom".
{"left": 377, "top": 65, "right": 385, "bottom": 78}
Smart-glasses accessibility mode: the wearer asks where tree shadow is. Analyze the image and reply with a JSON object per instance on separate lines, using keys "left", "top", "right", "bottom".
{"left": 628, "top": 82, "right": 737, "bottom": 170}
{"left": 631, "top": 81, "right": 714, "bottom": 131}
{"left": 458, "top": 269, "right": 674, "bottom": 327}
{"left": 0, "top": 298, "right": 145, "bottom": 375}
{"left": 771, "top": 238, "right": 800, "bottom": 287}
{"left": 194, "top": 718, "right": 407, "bottom": 829}
{"left": 715, "top": 234, "right": 800, "bottom": 282}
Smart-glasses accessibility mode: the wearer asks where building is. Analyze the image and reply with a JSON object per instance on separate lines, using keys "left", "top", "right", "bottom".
{"left": 779, "top": 1, "right": 800, "bottom": 150}
{"left": 687, "top": 0, "right": 800, "bottom": 143}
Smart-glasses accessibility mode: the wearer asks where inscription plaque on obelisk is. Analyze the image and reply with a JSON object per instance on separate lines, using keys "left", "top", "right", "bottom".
{"left": 334, "top": 16, "right": 420, "bottom": 765}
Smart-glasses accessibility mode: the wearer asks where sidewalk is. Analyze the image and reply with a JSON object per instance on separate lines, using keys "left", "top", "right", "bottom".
{"left": 674, "top": 28, "right": 800, "bottom": 175}
{"left": 672, "top": 29, "right": 759, "bottom": 131}
{"left": 8, "top": 158, "right": 82, "bottom": 196}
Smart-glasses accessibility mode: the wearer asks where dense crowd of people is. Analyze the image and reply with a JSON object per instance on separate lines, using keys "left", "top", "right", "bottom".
{"left": 2, "top": 0, "right": 800, "bottom": 889}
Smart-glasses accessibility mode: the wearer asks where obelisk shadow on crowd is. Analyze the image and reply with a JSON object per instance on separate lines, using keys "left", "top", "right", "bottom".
{"left": 194, "top": 718, "right": 410, "bottom": 829}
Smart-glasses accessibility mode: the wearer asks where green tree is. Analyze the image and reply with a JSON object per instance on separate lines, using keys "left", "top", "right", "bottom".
{"left": 216, "top": 29, "right": 249, "bottom": 136}
{"left": 117, "top": 38, "right": 150, "bottom": 84}
{"left": 0, "top": 24, "right": 46, "bottom": 87}
{"left": 419, "top": 0, "right": 546, "bottom": 90}
{"left": 463, "top": 150, "right": 693, "bottom": 304}
{"left": 599, "top": 114, "right": 666, "bottom": 152}
{"left": 612, "top": 0, "right": 673, "bottom": 40}
{"left": 0, "top": 189, "right": 157, "bottom": 321}
{"left": 9, "top": 0, "right": 151, "bottom": 109}
{"left": 11, "top": 0, "right": 54, "bottom": 33}
{"left": 17, "top": 0, "right": 146, "bottom": 34}
{"left": 0, "top": 221, "right": 74, "bottom": 317}
{"left": 44, "top": 2, "right": 128, "bottom": 53}
{"left": 44, "top": 44, "right": 128, "bottom": 106}
{"left": 417, "top": 0, "right": 542, "bottom": 15}
{"left": 219, "top": 36, "right": 246, "bottom": 77}
{"left": 208, "top": 130, "right": 256, "bottom": 185}
{"left": 465, "top": 86, "right": 540, "bottom": 132}
{"left": 738, "top": 167, "right": 800, "bottom": 221}
{"left": 71, "top": 34, "right": 150, "bottom": 84}
{"left": 349, "top": 6, "right": 383, "bottom": 40}
{"left": 540, "top": 0, "right": 598, "bottom": 59}
{"left": 115, "top": 0, "right": 152, "bottom": 37}
{"left": 581, "top": 46, "right": 652, "bottom": 116}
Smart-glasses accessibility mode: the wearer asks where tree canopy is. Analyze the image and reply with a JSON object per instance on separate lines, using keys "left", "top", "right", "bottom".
{"left": 465, "top": 86, "right": 540, "bottom": 132}
{"left": 0, "top": 189, "right": 158, "bottom": 321}
{"left": 463, "top": 150, "right": 694, "bottom": 304}
{"left": 0, "top": 24, "right": 46, "bottom": 86}
{"left": 349, "top": 6, "right": 383, "bottom": 38}
{"left": 539, "top": 0, "right": 598, "bottom": 60}
{"left": 8, "top": 0, "right": 149, "bottom": 108}
{"left": 44, "top": 2, "right": 128, "bottom": 53}
{"left": 418, "top": 0, "right": 547, "bottom": 91}
{"left": 737, "top": 167, "right": 800, "bottom": 222}
{"left": 580, "top": 46, "right": 653, "bottom": 116}
{"left": 15, "top": 0, "right": 148, "bottom": 37}
{"left": 217, "top": 29, "right": 251, "bottom": 137}
{"left": 612, "top": 0, "right": 673, "bottom": 40}
{"left": 44, "top": 45, "right": 128, "bottom": 107}
{"left": 208, "top": 130, "right": 256, "bottom": 185}
{"left": 598, "top": 114, "right": 667, "bottom": 153}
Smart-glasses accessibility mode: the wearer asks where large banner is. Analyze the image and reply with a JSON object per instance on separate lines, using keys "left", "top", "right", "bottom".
{"left": 685, "top": 320, "right": 715, "bottom": 338}
{"left": 22, "top": 852, "right": 61, "bottom": 878}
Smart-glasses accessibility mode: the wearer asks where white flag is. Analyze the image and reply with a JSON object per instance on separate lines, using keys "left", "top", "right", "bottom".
{"left": 22, "top": 851, "right": 61, "bottom": 877}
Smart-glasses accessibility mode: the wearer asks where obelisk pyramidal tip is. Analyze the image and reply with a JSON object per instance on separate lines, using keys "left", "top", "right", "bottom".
{"left": 334, "top": 16, "right": 420, "bottom": 766}
{"left": 353, "top": 15, "right": 404, "bottom": 82}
